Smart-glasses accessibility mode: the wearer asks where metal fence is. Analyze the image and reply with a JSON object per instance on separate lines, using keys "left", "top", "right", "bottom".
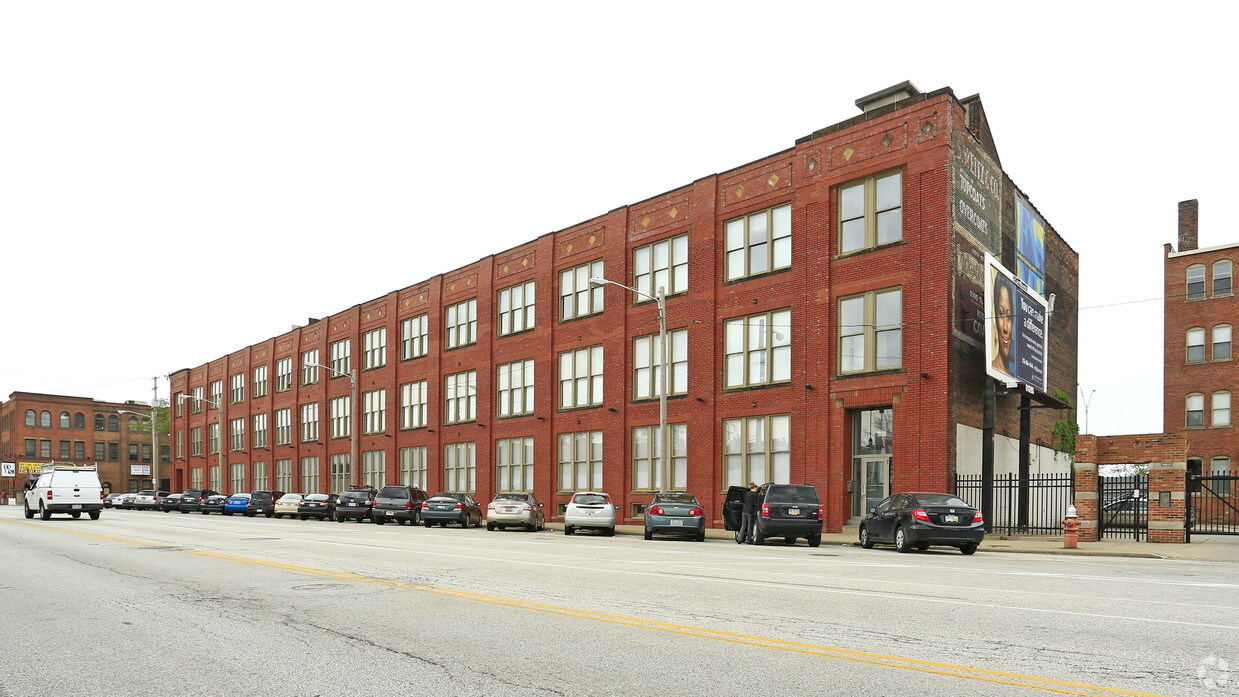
{"left": 955, "top": 472, "right": 1074, "bottom": 535}
{"left": 1098, "top": 473, "right": 1147, "bottom": 540}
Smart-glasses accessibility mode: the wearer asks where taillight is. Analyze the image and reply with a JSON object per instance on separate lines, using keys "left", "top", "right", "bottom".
{"left": 816, "top": 504, "right": 824, "bottom": 519}
{"left": 487, "top": 503, "right": 495, "bottom": 510}
{"left": 912, "top": 508, "right": 931, "bottom": 522}
{"left": 650, "top": 505, "right": 664, "bottom": 516}
{"left": 689, "top": 507, "right": 703, "bottom": 516}
{"left": 604, "top": 494, "right": 612, "bottom": 504}
{"left": 973, "top": 510, "right": 984, "bottom": 523}
{"left": 421, "top": 502, "right": 429, "bottom": 509}
{"left": 453, "top": 503, "right": 462, "bottom": 510}
{"left": 100, "top": 491, "right": 105, "bottom": 500}
{"left": 46, "top": 490, "right": 53, "bottom": 501}
{"left": 760, "top": 503, "right": 769, "bottom": 518}
{"left": 523, "top": 505, "right": 533, "bottom": 511}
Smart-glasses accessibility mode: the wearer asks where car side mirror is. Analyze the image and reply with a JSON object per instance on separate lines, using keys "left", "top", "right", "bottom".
{"left": 538, "top": 503, "right": 544, "bottom": 508}
{"left": 867, "top": 507, "right": 877, "bottom": 514}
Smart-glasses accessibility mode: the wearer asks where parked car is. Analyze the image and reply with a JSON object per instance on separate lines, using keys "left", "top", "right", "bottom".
{"left": 178, "top": 488, "right": 220, "bottom": 513}
{"left": 421, "top": 492, "right": 483, "bottom": 528}
{"left": 859, "top": 492, "right": 984, "bottom": 554}
{"left": 22, "top": 464, "right": 104, "bottom": 520}
{"left": 223, "top": 493, "right": 251, "bottom": 515}
{"left": 563, "top": 491, "right": 616, "bottom": 536}
{"left": 298, "top": 493, "right": 338, "bottom": 520}
{"left": 132, "top": 489, "right": 169, "bottom": 511}
{"left": 119, "top": 493, "right": 138, "bottom": 510}
{"left": 371, "top": 485, "right": 428, "bottom": 525}
{"left": 246, "top": 490, "right": 286, "bottom": 518}
{"left": 1101, "top": 497, "right": 1147, "bottom": 529}
{"left": 643, "top": 492, "right": 706, "bottom": 541}
{"left": 160, "top": 493, "right": 184, "bottom": 512}
{"left": 272, "top": 493, "right": 304, "bottom": 518}
{"left": 102, "top": 492, "right": 127, "bottom": 509}
{"left": 486, "top": 492, "right": 545, "bottom": 531}
{"left": 750, "top": 483, "right": 823, "bottom": 547}
{"left": 200, "top": 494, "right": 229, "bottom": 515}
{"left": 335, "top": 486, "right": 377, "bottom": 523}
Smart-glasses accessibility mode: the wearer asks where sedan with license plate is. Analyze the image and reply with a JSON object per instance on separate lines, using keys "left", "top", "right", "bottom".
{"left": 103, "top": 492, "right": 127, "bottom": 509}
{"left": 335, "top": 487, "right": 377, "bottom": 523}
{"left": 160, "top": 493, "right": 184, "bottom": 512}
{"left": 132, "top": 489, "right": 168, "bottom": 511}
{"left": 859, "top": 492, "right": 985, "bottom": 554}
{"left": 563, "top": 491, "right": 615, "bottom": 536}
{"left": 421, "top": 492, "right": 483, "bottom": 528}
{"left": 298, "top": 493, "right": 338, "bottom": 520}
{"left": 272, "top": 493, "right": 303, "bottom": 519}
{"left": 485, "top": 492, "right": 545, "bottom": 531}
{"left": 199, "top": 494, "right": 229, "bottom": 515}
{"left": 222, "top": 493, "right": 251, "bottom": 515}
{"left": 643, "top": 492, "right": 706, "bottom": 542}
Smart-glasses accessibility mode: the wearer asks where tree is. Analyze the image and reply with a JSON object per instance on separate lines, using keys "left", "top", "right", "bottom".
{"left": 1050, "top": 389, "right": 1079, "bottom": 463}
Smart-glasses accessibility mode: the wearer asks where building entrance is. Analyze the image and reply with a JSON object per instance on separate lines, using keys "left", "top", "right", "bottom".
{"left": 851, "top": 408, "right": 892, "bottom": 517}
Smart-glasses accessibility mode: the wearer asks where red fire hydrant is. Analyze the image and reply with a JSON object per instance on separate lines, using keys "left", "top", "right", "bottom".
{"left": 1063, "top": 505, "right": 1079, "bottom": 549}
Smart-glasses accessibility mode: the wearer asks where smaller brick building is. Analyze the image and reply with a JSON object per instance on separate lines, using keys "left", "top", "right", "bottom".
{"left": 0, "top": 392, "right": 168, "bottom": 497}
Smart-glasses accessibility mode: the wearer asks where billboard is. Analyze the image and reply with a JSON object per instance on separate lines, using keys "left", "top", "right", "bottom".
{"left": 1014, "top": 192, "right": 1047, "bottom": 296}
{"left": 985, "top": 253, "right": 1048, "bottom": 392}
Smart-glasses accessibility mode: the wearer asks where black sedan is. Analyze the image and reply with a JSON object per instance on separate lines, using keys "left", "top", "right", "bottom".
{"left": 421, "top": 492, "right": 483, "bottom": 528}
{"left": 159, "top": 493, "right": 184, "bottom": 512}
{"left": 859, "top": 492, "right": 984, "bottom": 554}
{"left": 298, "top": 493, "right": 338, "bottom": 520}
{"left": 199, "top": 494, "right": 229, "bottom": 515}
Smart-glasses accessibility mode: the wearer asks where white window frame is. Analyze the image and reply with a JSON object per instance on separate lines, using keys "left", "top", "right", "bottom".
{"left": 1213, "top": 324, "right": 1232, "bottom": 361}
{"left": 329, "top": 339, "right": 350, "bottom": 375}
{"left": 1212, "top": 391, "right": 1231, "bottom": 427}
{"left": 1214, "top": 260, "right": 1233, "bottom": 296}
{"left": 230, "top": 463, "right": 245, "bottom": 495}
{"left": 209, "top": 380, "right": 223, "bottom": 410}
{"left": 274, "top": 408, "right": 291, "bottom": 446}
{"left": 1187, "top": 393, "right": 1205, "bottom": 428}
{"left": 190, "top": 427, "right": 202, "bottom": 456}
{"left": 275, "top": 459, "right": 293, "bottom": 492}
{"left": 1187, "top": 264, "right": 1206, "bottom": 300}
{"left": 207, "top": 422, "right": 220, "bottom": 455}
{"left": 634, "top": 328, "right": 688, "bottom": 400}
{"left": 362, "top": 450, "right": 385, "bottom": 488}
{"left": 252, "top": 413, "right": 268, "bottom": 449}
{"left": 229, "top": 417, "right": 245, "bottom": 452}
{"left": 253, "top": 365, "right": 268, "bottom": 398}
{"left": 301, "top": 457, "right": 320, "bottom": 494}
{"left": 275, "top": 358, "right": 293, "bottom": 392}
{"left": 252, "top": 461, "right": 268, "bottom": 490}
{"left": 230, "top": 373, "right": 245, "bottom": 404}
{"left": 1187, "top": 328, "right": 1206, "bottom": 363}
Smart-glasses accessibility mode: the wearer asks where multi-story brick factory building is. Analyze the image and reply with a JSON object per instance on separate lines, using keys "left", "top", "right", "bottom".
{"left": 1164, "top": 199, "right": 1235, "bottom": 486}
{"left": 169, "top": 82, "right": 1078, "bottom": 531}
{"left": 1, "top": 391, "right": 168, "bottom": 497}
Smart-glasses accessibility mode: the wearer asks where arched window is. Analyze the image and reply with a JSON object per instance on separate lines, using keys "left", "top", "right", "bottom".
{"left": 1187, "top": 328, "right": 1205, "bottom": 362}
{"left": 60, "top": 412, "right": 71, "bottom": 428}
{"left": 1187, "top": 264, "right": 1206, "bottom": 300}
{"left": 95, "top": 414, "right": 105, "bottom": 430}
{"left": 1213, "top": 391, "right": 1231, "bottom": 427}
{"left": 1213, "top": 324, "right": 1232, "bottom": 361}
{"left": 107, "top": 415, "right": 119, "bottom": 432}
{"left": 25, "top": 410, "right": 36, "bottom": 427}
{"left": 1186, "top": 393, "right": 1205, "bottom": 427}
{"left": 75, "top": 412, "right": 85, "bottom": 429}
{"left": 1215, "top": 260, "right": 1233, "bottom": 296}
{"left": 127, "top": 416, "right": 139, "bottom": 432}
{"left": 40, "top": 411, "right": 51, "bottom": 427}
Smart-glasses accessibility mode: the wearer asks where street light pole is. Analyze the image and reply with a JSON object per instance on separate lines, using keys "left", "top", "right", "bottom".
{"left": 589, "top": 277, "right": 670, "bottom": 493}
{"left": 309, "top": 362, "right": 357, "bottom": 492}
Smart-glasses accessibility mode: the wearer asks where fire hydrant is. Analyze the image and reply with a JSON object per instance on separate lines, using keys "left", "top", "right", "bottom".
{"left": 1063, "top": 505, "right": 1079, "bottom": 549}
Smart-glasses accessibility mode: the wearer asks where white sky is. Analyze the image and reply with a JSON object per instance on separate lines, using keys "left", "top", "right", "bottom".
{"left": 2, "top": 2, "right": 1233, "bottom": 437}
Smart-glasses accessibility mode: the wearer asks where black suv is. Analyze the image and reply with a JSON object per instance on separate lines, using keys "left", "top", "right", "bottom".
{"left": 246, "top": 490, "right": 286, "bottom": 517}
{"left": 178, "top": 489, "right": 219, "bottom": 513}
{"left": 371, "top": 485, "right": 428, "bottom": 525}
{"left": 725, "top": 483, "right": 823, "bottom": 547}
{"left": 335, "top": 486, "right": 377, "bottom": 523}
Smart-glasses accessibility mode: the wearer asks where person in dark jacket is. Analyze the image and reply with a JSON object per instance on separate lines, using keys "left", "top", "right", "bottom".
{"left": 738, "top": 482, "right": 760, "bottom": 544}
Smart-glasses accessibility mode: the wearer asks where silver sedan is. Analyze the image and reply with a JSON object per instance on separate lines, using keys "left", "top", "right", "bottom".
{"left": 485, "top": 493, "right": 545, "bottom": 531}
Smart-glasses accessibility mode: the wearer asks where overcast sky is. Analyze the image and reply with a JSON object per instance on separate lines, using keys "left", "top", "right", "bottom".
{"left": 2, "top": 2, "right": 1232, "bottom": 437}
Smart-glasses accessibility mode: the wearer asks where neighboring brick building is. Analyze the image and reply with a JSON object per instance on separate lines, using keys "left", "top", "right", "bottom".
{"left": 169, "top": 82, "right": 1078, "bottom": 531}
{"left": 0, "top": 392, "right": 168, "bottom": 497}
{"left": 1164, "top": 199, "right": 1236, "bottom": 484}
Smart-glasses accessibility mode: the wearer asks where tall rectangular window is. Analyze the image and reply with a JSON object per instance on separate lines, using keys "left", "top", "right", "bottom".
{"left": 74, "top": 441, "right": 85, "bottom": 460}
{"left": 496, "top": 436, "right": 534, "bottom": 492}
{"left": 632, "top": 423, "right": 687, "bottom": 491}
{"left": 560, "top": 260, "right": 605, "bottom": 320}
{"left": 141, "top": 445, "right": 152, "bottom": 463}
{"left": 96, "top": 441, "right": 107, "bottom": 460}
{"left": 362, "top": 450, "right": 385, "bottom": 488}
{"left": 558, "top": 430, "right": 602, "bottom": 492}
{"left": 302, "top": 349, "right": 320, "bottom": 385}
{"left": 1187, "top": 265, "right": 1206, "bottom": 300}
{"left": 363, "top": 389, "right": 386, "bottom": 434}
{"left": 400, "top": 446, "right": 427, "bottom": 489}
{"left": 723, "top": 414, "right": 791, "bottom": 487}
{"left": 330, "top": 339, "right": 350, "bottom": 375}
{"left": 400, "top": 381, "right": 428, "bottom": 429}
{"left": 634, "top": 329, "right": 688, "bottom": 399}
{"left": 274, "top": 408, "right": 291, "bottom": 446}
{"left": 330, "top": 396, "right": 351, "bottom": 439}
{"left": 25, "top": 438, "right": 37, "bottom": 457}
{"left": 275, "top": 459, "right": 292, "bottom": 492}
{"left": 230, "top": 463, "right": 245, "bottom": 495}
{"left": 839, "top": 288, "right": 902, "bottom": 374}
{"left": 190, "top": 467, "right": 203, "bottom": 490}
{"left": 275, "top": 358, "right": 293, "bottom": 392}
{"left": 301, "top": 403, "right": 319, "bottom": 442}
{"left": 209, "top": 465, "right": 222, "bottom": 493}
{"left": 329, "top": 454, "right": 350, "bottom": 494}
{"left": 363, "top": 327, "right": 387, "bottom": 369}
{"left": 445, "top": 371, "right": 477, "bottom": 424}
{"left": 498, "top": 280, "right": 535, "bottom": 336}
{"left": 108, "top": 442, "right": 118, "bottom": 461}
{"left": 128, "top": 443, "right": 139, "bottom": 463}
{"left": 1215, "top": 260, "right": 1233, "bottom": 296}
{"left": 252, "top": 365, "right": 268, "bottom": 398}
{"left": 252, "top": 413, "right": 268, "bottom": 449}
{"left": 301, "top": 457, "right": 320, "bottom": 494}
{"left": 230, "top": 373, "right": 245, "bottom": 403}
{"left": 497, "top": 359, "right": 535, "bottom": 417}
{"left": 559, "top": 345, "right": 603, "bottom": 409}
{"left": 1213, "top": 324, "right": 1232, "bottom": 360}
{"left": 191, "top": 386, "right": 204, "bottom": 413}
{"left": 634, "top": 233, "right": 688, "bottom": 299}
{"left": 839, "top": 170, "right": 901, "bottom": 254}
{"left": 401, "top": 314, "right": 428, "bottom": 360}
{"left": 59, "top": 440, "right": 71, "bottom": 459}
{"left": 725, "top": 204, "right": 791, "bottom": 281}
{"left": 444, "top": 441, "right": 476, "bottom": 492}
{"left": 1187, "top": 393, "right": 1205, "bottom": 428}
{"left": 252, "top": 461, "right": 268, "bottom": 490}
{"left": 1188, "top": 328, "right": 1206, "bottom": 363}
{"left": 207, "top": 423, "right": 219, "bottom": 455}
{"left": 190, "top": 427, "right": 202, "bottom": 456}
{"left": 445, "top": 299, "right": 478, "bottom": 349}
{"left": 1213, "top": 391, "right": 1231, "bottom": 427}
{"left": 724, "top": 310, "right": 790, "bottom": 389}
{"left": 209, "top": 381, "right": 223, "bottom": 410}
{"left": 229, "top": 417, "right": 245, "bottom": 451}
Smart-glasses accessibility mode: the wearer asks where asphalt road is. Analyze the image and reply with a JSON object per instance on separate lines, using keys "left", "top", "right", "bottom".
{"left": 1, "top": 506, "right": 1235, "bottom": 697}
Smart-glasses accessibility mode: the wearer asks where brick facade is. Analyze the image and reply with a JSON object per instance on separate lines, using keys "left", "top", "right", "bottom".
{"left": 169, "top": 84, "right": 1079, "bottom": 531}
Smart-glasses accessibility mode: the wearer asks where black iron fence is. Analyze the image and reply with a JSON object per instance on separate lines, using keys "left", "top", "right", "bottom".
{"left": 1186, "top": 475, "right": 1239, "bottom": 541}
{"left": 955, "top": 472, "right": 1074, "bottom": 535}
{"left": 1098, "top": 473, "right": 1148, "bottom": 540}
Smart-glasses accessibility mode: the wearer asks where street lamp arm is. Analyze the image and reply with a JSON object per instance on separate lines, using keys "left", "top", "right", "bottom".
{"left": 588, "top": 277, "right": 659, "bottom": 304}
{"left": 306, "top": 361, "right": 352, "bottom": 381}
{"left": 177, "top": 393, "right": 221, "bottom": 410}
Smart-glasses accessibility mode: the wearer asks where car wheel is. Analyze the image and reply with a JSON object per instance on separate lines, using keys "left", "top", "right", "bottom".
{"left": 487, "top": 522, "right": 495, "bottom": 531}
{"left": 960, "top": 542, "right": 979, "bottom": 555}
{"left": 356, "top": 517, "right": 363, "bottom": 523}
{"left": 696, "top": 531, "right": 706, "bottom": 542}
{"left": 89, "top": 511, "right": 100, "bottom": 520}
{"left": 337, "top": 514, "right": 345, "bottom": 523}
{"left": 223, "top": 512, "right": 232, "bottom": 516}
{"left": 644, "top": 528, "right": 652, "bottom": 541}
{"left": 754, "top": 530, "right": 766, "bottom": 545}
{"left": 71, "top": 512, "right": 81, "bottom": 519}
{"left": 894, "top": 527, "right": 911, "bottom": 553}
{"left": 202, "top": 510, "right": 209, "bottom": 515}
{"left": 564, "top": 525, "right": 573, "bottom": 536}
{"left": 859, "top": 526, "right": 874, "bottom": 549}
{"left": 23, "top": 500, "right": 34, "bottom": 519}
{"left": 39, "top": 503, "right": 51, "bottom": 521}
{"left": 605, "top": 527, "right": 615, "bottom": 537}
{"left": 808, "top": 532, "right": 822, "bottom": 548}
{"left": 423, "top": 520, "right": 432, "bottom": 528}
{"left": 374, "top": 518, "right": 385, "bottom": 525}
{"left": 300, "top": 515, "right": 307, "bottom": 521}
{"left": 181, "top": 510, "right": 188, "bottom": 514}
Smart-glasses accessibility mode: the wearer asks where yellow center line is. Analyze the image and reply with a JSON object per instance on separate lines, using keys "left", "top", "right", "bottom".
{"left": 6, "top": 520, "right": 1181, "bottom": 697}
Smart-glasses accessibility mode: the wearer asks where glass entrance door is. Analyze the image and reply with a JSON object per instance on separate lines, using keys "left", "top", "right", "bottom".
{"left": 853, "top": 458, "right": 890, "bottom": 516}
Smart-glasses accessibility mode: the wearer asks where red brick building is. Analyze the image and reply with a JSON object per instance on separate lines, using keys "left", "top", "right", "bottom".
{"left": 169, "top": 82, "right": 1078, "bottom": 531}
{"left": 1164, "top": 199, "right": 1236, "bottom": 484}
{"left": 0, "top": 391, "right": 167, "bottom": 497}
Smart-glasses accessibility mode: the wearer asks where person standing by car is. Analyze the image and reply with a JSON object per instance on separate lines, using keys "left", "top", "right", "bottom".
{"left": 738, "top": 482, "right": 760, "bottom": 544}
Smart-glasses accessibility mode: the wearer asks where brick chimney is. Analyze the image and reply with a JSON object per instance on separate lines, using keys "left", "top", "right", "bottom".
{"left": 1178, "top": 199, "right": 1198, "bottom": 252}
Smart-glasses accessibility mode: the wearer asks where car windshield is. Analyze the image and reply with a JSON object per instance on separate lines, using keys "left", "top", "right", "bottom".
{"left": 572, "top": 494, "right": 608, "bottom": 505}
{"left": 431, "top": 492, "right": 460, "bottom": 500}
{"left": 766, "top": 486, "right": 819, "bottom": 504}
{"left": 340, "top": 492, "right": 369, "bottom": 501}
{"left": 305, "top": 494, "right": 330, "bottom": 501}
{"left": 914, "top": 494, "right": 970, "bottom": 507}
{"left": 494, "top": 494, "right": 526, "bottom": 502}
{"left": 653, "top": 493, "right": 698, "bottom": 505}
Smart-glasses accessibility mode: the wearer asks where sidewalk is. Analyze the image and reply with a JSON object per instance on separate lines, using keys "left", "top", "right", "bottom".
{"left": 606, "top": 525, "right": 1239, "bottom": 563}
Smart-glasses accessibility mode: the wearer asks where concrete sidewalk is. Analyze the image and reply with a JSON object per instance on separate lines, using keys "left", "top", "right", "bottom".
{"left": 605, "top": 524, "right": 1239, "bottom": 563}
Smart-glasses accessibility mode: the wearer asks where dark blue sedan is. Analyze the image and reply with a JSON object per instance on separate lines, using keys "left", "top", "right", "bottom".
{"left": 223, "top": 493, "right": 251, "bottom": 516}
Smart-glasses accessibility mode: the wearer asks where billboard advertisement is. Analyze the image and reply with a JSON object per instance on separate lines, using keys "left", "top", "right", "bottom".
{"left": 985, "top": 253, "right": 1048, "bottom": 392}
{"left": 1014, "top": 192, "right": 1046, "bottom": 297}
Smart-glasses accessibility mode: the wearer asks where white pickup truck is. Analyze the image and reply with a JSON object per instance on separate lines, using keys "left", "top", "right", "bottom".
{"left": 24, "top": 464, "right": 104, "bottom": 521}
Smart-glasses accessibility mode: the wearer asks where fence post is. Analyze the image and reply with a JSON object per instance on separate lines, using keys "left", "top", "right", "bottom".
{"left": 1147, "top": 462, "right": 1187, "bottom": 543}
